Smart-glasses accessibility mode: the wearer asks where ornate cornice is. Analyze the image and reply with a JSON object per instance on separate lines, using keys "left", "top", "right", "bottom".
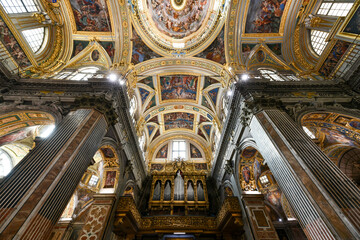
{"left": 114, "top": 196, "right": 242, "bottom": 234}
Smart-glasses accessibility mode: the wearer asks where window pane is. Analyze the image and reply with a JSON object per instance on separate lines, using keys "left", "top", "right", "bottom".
{"left": 0, "top": 0, "right": 38, "bottom": 13}
{"left": 22, "top": 27, "right": 45, "bottom": 53}
{"left": 310, "top": 30, "right": 329, "bottom": 55}
{"left": 317, "top": 1, "right": 353, "bottom": 17}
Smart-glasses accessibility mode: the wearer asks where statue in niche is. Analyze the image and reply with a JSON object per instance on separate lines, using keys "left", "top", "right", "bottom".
{"left": 174, "top": 171, "right": 184, "bottom": 200}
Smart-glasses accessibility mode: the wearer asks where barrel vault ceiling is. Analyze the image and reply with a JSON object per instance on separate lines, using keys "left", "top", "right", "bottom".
{"left": 0, "top": 0, "right": 337, "bottom": 166}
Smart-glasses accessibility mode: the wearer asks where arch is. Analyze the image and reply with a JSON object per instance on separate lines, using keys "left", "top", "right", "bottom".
{"left": 22, "top": 27, "right": 47, "bottom": 53}
{"left": 338, "top": 148, "right": 360, "bottom": 186}
{"left": 0, "top": 110, "right": 55, "bottom": 137}
{"left": 310, "top": 30, "right": 329, "bottom": 56}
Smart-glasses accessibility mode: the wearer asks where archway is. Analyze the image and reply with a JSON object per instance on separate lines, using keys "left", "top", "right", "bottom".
{"left": 301, "top": 112, "right": 360, "bottom": 187}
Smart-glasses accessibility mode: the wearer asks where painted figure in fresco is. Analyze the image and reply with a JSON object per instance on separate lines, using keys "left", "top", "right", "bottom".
{"left": 91, "top": 50, "right": 99, "bottom": 61}
{"left": 242, "top": 166, "right": 251, "bottom": 183}
{"left": 195, "top": 29, "right": 225, "bottom": 64}
{"left": 70, "top": 0, "right": 111, "bottom": 32}
{"left": 160, "top": 75, "right": 197, "bottom": 101}
{"left": 104, "top": 171, "right": 116, "bottom": 188}
{"left": 190, "top": 144, "right": 202, "bottom": 158}
{"left": 245, "top": 0, "right": 287, "bottom": 33}
{"left": 253, "top": 158, "right": 262, "bottom": 181}
{"left": 321, "top": 128, "right": 357, "bottom": 147}
{"left": 139, "top": 88, "right": 150, "bottom": 104}
{"left": 147, "top": 0, "right": 210, "bottom": 38}
{"left": 0, "top": 18, "right": 30, "bottom": 67}
{"left": 131, "top": 29, "right": 161, "bottom": 64}
{"left": 256, "top": 50, "right": 265, "bottom": 62}
{"left": 74, "top": 42, "right": 85, "bottom": 56}
{"left": 319, "top": 41, "right": 350, "bottom": 77}
{"left": 345, "top": 7, "right": 360, "bottom": 35}
{"left": 164, "top": 112, "right": 194, "bottom": 130}
{"left": 266, "top": 190, "right": 281, "bottom": 206}
{"left": 156, "top": 145, "right": 168, "bottom": 158}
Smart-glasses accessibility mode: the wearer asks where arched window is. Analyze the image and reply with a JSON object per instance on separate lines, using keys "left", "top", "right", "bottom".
{"left": 172, "top": 140, "right": 186, "bottom": 160}
{"left": 22, "top": 27, "right": 46, "bottom": 53}
{"left": 317, "top": 1, "right": 354, "bottom": 17}
{"left": 310, "top": 30, "right": 329, "bottom": 55}
{"left": 0, "top": 0, "right": 39, "bottom": 14}
{"left": 0, "top": 148, "right": 13, "bottom": 178}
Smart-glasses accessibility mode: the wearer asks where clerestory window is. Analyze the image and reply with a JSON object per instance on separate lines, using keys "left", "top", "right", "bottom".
{"left": 310, "top": 30, "right": 329, "bottom": 55}
{"left": 0, "top": 0, "right": 38, "bottom": 14}
{"left": 172, "top": 140, "right": 186, "bottom": 160}
{"left": 22, "top": 27, "right": 45, "bottom": 53}
{"left": 317, "top": 1, "right": 354, "bottom": 17}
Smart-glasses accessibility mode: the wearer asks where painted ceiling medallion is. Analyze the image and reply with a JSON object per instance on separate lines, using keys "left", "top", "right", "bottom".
{"left": 148, "top": 0, "right": 209, "bottom": 39}
{"left": 130, "top": 0, "right": 228, "bottom": 56}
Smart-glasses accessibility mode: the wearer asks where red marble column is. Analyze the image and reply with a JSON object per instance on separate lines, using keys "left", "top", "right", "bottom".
{"left": 0, "top": 109, "right": 108, "bottom": 240}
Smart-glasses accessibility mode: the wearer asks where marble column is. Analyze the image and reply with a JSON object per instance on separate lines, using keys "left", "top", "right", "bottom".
{"left": 0, "top": 109, "right": 108, "bottom": 240}
{"left": 250, "top": 109, "right": 360, "bottom": 239}
{"left": 77, "top": 194, "right": 116, "bottom": 240}
{"left": 241, "top": 193, "right": 279, "bottom": 240}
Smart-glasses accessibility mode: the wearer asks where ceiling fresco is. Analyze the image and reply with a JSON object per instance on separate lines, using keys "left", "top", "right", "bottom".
{"left": 164, "top": 112, "right": 194, "bottom": 130}
{"left": 194, "top": 28, "right": 225, "bottom": 64}
{"left": 0, "top": 16, "right": 31, "bottom": 68}
{"left": 159, "top": 75, "right": 199, "bottom": 102}
{"left": 302, "top": 112, "right": 360, "bottom": 165}
{"left": 134, "top": 73, "right": 224, "bottom": 163}
{"left": 245, "top": 0, "right": 287, "bottom": 34}
{"left": 69, "top": 0, "right": 112, "bottom": 32}
{"left": 129, "top": 0, "right": 228, "bottom": 55}
{"left": 148, "top": 0, "right": 210, "bottom": 39}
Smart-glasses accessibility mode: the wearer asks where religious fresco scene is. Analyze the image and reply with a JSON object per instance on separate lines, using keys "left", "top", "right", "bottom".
{"left": 69, "top": 0, "right": 112, "bottom": 32}
{"left": 131, "top": 28, "right": 161, "bottom": 64}
{"left": 195, "top": 28, "right": 225, "bottom": 64}
{"left": 0, "top": 17, "right": 30, "bottom": 67}
{"left": 0, "top": 0, "right": 360, "bottom": 239}
{"left": 319, "top": 40, "right": 350, "bottom": 77}
{"left": 159, "top": 75, "right": 198, "bottom": 101}
{"left": 245, "top": 0, "right": 287, "bottom": 33}
{"left": 164, "top": 112, "right": 194, "bottom": 130}
{"left": 147, "top": 0, "right": 210, "bottom": 38}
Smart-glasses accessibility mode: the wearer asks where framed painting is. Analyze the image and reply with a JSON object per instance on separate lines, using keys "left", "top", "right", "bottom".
{"left": 338, "top": 2, "right": 360, "bottom": 40}
{"left": 157, "top": 74, "right": 200, "bottom": 103}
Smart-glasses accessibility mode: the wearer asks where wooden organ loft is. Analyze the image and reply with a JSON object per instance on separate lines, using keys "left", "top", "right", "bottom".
{"left": 149, "top": 162, "right": 209, "bottom": 215}
{"left": 114, "top": 160, "right": 245, "bottom": 238}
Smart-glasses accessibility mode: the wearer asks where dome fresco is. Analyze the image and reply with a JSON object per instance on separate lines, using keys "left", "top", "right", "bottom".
{"left": 147, "top": 0, "right": 210, "bottom": 39}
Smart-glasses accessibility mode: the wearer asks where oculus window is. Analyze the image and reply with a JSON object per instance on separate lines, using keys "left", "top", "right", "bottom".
{"left": 0, "top": 0, "right": 38, "bottom": 14}
{"left": 317, "top": 1, "right": 353, "bottom": 17}
{"left": 22, "top": 27, "right": 45, "bottom": 53}
{"left": 172, "top": 140, "right": 186, "bottom": 160}
{"left": 310, "top": 30, "right": 329, "bottom": 55}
